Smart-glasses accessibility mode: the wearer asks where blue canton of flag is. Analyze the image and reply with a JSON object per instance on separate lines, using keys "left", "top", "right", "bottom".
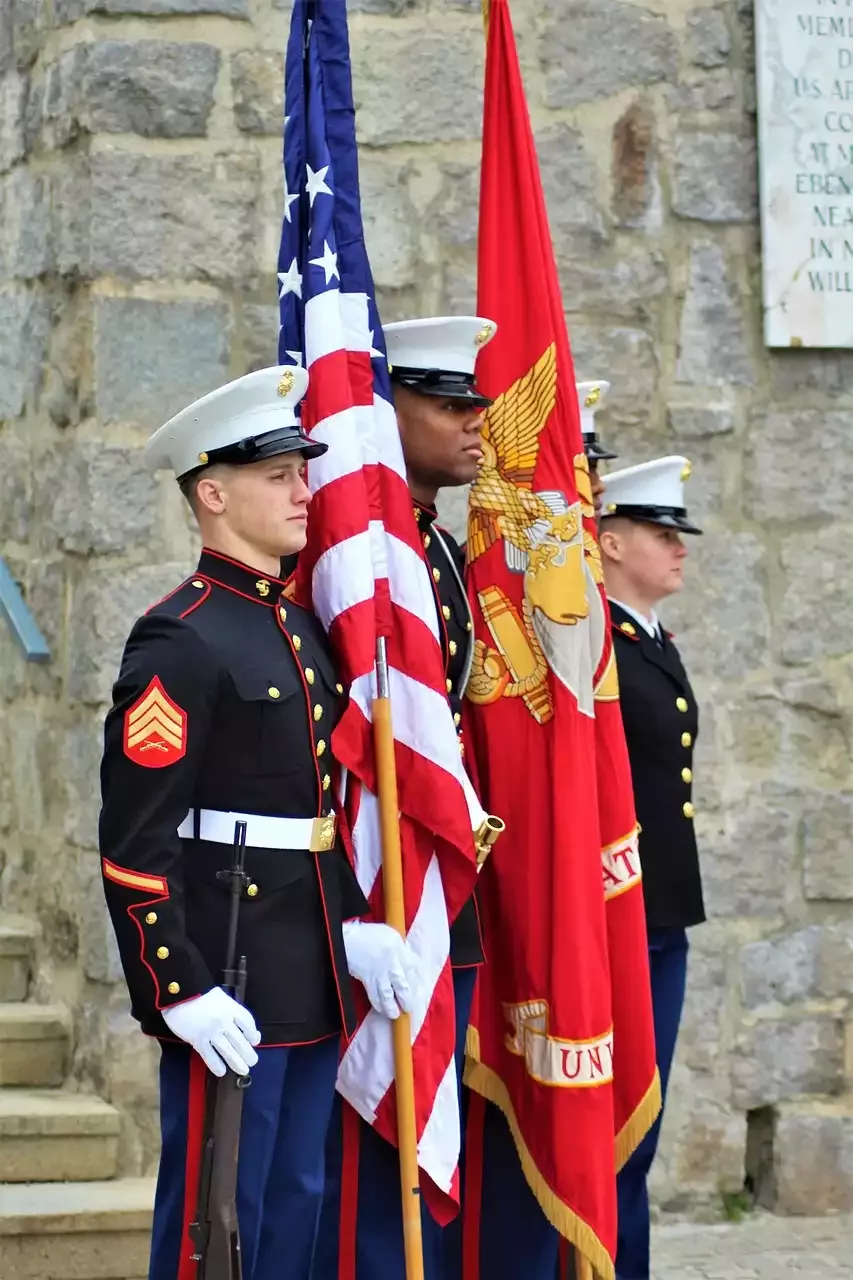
{"left": 277, "top": 0, "right": 390, "bottom": 399}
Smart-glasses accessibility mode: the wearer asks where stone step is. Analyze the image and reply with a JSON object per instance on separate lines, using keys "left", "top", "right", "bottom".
{"left": 0, "top": 917, "right": 38, "bottom": 1003}
{"left": 0, "top": 1005, "right": 70, "bottom": 1088}
{"left": 0, "top": 1177, "right": 154, "bottom": 1279}
{"left": 772, "top": 1096, "right": 853, "bottom": 1215}
{"left": 0, "top": 1089, "right": 121, "bottom": 1183}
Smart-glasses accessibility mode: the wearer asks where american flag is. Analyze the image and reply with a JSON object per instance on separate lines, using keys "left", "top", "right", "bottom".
{"left": 278, "top": 0, "right": 479, "bottom": 1216}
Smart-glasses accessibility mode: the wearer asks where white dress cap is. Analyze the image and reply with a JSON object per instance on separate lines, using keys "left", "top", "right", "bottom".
{"left": 385, "top": 316, "right": 497, "bottom": 377}
{"left": 144, "top": 365, "right": 319, "bottom": 481}
{"left": 575, "top": 380, "right": 616, "bottom": 460}
{"left": 601, "top": 455, "right": 701, "bottom": 534}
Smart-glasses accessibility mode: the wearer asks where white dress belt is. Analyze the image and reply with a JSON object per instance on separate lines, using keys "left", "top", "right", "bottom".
{"left": 177, "top": 808, "right": 337, "bottom": 853}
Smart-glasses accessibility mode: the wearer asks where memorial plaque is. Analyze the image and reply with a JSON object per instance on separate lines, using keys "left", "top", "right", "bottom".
{"left": 756, "top": 0, "right": 853, "bottom": 346}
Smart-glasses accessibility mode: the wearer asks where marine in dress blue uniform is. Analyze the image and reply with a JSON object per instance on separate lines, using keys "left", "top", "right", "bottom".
{"left": 312, "top": 317, "right": 501, "bottom": 1280}
{"left": 99, "top": 367, "right": 419, "bottom": 1280}
{"left": 598, "top": 456, "right": 706, "bottom": 1280}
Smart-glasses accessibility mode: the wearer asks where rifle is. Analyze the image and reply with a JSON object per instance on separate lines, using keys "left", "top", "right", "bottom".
{"left": 189, "top": 820, "right": 251, "bottom": 1280}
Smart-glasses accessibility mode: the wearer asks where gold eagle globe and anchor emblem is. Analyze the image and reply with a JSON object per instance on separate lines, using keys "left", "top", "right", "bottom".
{"left": 466, "top": 344, "right": 619, "bottom": 724}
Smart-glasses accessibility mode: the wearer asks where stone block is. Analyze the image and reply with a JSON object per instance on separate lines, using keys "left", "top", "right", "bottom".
{"left": 651, "top": 1067, "right": 747, "bottom": 1205}
{"left": 68, "top": 563, "right": 187, "bottom": 706}
{"left": 0, "top": 168, "right": 51, "bottom": 278}
{"left": 559, "top": 248, "right": 668, "bottom": 323}
{"left": 41, "top": 444, "right": 159, "bottom": 556}
{"left": 59, "top": 0, "right": 246, "bottom": 15}
{"left": 668, "top": 68, "right": 738, "bottom": 114}
{"left": 740, "top": 927, "right": 822, "bottom": 1009}
{"left": 685, "top": 6, "right": 731, "bottom": 68}
{"left": 0, "top": 1089, "right": 121, "bottom": 1183}
{"left": 774, "top": 1102, "right": 853, "bottom": 1214}
{"left": 52, "top": 156, "right": 92, "bottom": 277}
{"left": 88, "top": 149, "right": 260, "bottom": 284}
{"left": 676, "top": 241, "right": 753, "bottom": 386}
{"left": 8, "top": 0, "right": 46, "bottom": 69}
{"left": 540, "top": 0, "right": 676, "bottom": 108}
{"left": 240, "top": 303, "right": 279, "bottom": 374}
{"left": 538, "top": 128, "right": 607, "bottom": 259}
{"left": 349, "top": 0, "right": 422, "bottom": 9}
{"left": 361, "top": 154, "right": 418, "bottom": 289}
{"left": 231, "top": 49, "right": 282, "bottom": 135}
{"left": 0, "top": 436, "right": 31, "bottom": 542}
{"left": 0, "top": 290, "right": 51, "bottom": 420}
{"left": 568, "top": 325, "right": 658, "bottom": 427}
{"left": 662, "top": 532, "right": 769, "bottom": 681}
{"left": 612, "top": 100, "right": 656, "bottom": 229}
{"left": 427, "top": 160, "right": 479, "bottom": 250}
{"left": 725, "top": 689, "right": 850, "bottom": 789}
{"left": 679, "top": 922, "right": 730, "bottom": 1071}
{"left": 0, "top": 1005, "right": 69, "bottom": 1088}
{"left": 94, "top": 297, "right": 230, "bottom": 426}
{"left": 79, "top": 41, "right": 220, "bottom": 138}
{"left": 768, "top": 348, "right": 853, "bottom": 399}
{"left": 698, "top": 782, "right": 799, "bottom": 919}
{"left": 746, "top": 410, "right": 853, "bottom": 520}
{"left": 803, "top": 793, "right": 853, "bottom": 901}
{"left": 79, "top": 847, "right": 125, "bottom": 985}
{"left": 440, "top": 262, "right": 477, "bottom": 316}
{"left": 0, "top": 70, "right": 27, "bottom": 173}
{"left": 351, "top": 26, "right": 483, "bottom": 146}
{"left": 672, "top": 132, "right": 758, "bottom": 222}
{"left": 731, "top": 1016, "right": 845, "bottom": 1110}
{"left": 779, "top": 527, "right": 850, "bottom": 664}
{"left": 818, "top": 925, "right": 853, "bottom": 999}
{"left": 667, "top": 402, "right": 734, "bottom": 439}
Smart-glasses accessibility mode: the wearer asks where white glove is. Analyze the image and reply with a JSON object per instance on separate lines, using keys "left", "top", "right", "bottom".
{"left": 342, "top": 921, "right": 420, "bottom": 1020}
{"left": 162, "top": 988, "right": 261, "bottom": 1078}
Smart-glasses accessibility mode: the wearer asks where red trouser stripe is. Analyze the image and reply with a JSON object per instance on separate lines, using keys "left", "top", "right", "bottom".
{"left": 462, "top": 1091, "right": 486, "bottom": 1280}
{"left": 178, "top": 1052, "right": 208, "bottom": 1280}
{"left": 338, "top": 1102, "right": 361, "bottom": 1280}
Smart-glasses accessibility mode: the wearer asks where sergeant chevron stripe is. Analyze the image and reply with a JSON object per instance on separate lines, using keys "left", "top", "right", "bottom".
{"left": 123, "top": 677, "right": 187, "bottom": 768}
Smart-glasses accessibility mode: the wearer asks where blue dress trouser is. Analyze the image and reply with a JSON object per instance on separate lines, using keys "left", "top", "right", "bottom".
{"left": 149, "top": 1035, "right": 340, "bottom": 1280}
{"left": 311, "top": 965, "right": 479, "bottom": 1280}
{"left": 615, "top": 928, "right": 689, "bottom": 1280}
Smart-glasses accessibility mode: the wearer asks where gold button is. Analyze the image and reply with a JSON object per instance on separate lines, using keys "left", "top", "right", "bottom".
{"left": 313, "top": 704, "right": 323, "bottom": 721}
{"left": 683, "top": 802, "right": 695, "bottom": 819}
{"left": 316, "top": 740, "right": 326, "bottom": 756}
{"left": 681, "top": 732, "right": 692, "bottom": 748}
{"left": 424, "top": 534, "right": 431, "bottom": 548}
{"left": 454, "top": 712, "right": 461, "bottom": 726}
{"left": 459, "top": 741, "right": 465, "bottom": 756}
{"left": 305, "top": 668, "right": 315, "bottom": 685}
{"left": 449, "top": 640, "right": 458, "bottom": 656}
{"left": 247, "top": 883, "right": 259, "bottom": 897}
{"left": 322, "top": 774, "right": 331, "bottom": 790}
{"left": 676, "top": 697, "right": 688, "bottom": 712}
{"left": 336, "top": 683, "right": 343, "bottom": 694}
{"left": 293, "top": 635, "right": 302, "bottom": 651}
{"left": 442, "top": 605, "right": 451, "bottom": 621}
{"left": 433, "top": 567, "right": 441, "bottom": 582}
{"left": 466, "top": 621, "right": 472, "bottom": 632}
{"left": 682, "top": 767, "right": 693, "bottom": 783}
{"left": 168, "top": 982, "right": 180, "bottom": 995}
{"left": 192, "top": 580, "right": 204, "bottom": 589}
{"left": 279, "top": 606, "right": 287, "bottom": 622}
{"left": 268, "top": 686, "right": 280, "bottom": 699}
{"left": 156, "top": 946, "right": 169, "bottom": 960}
{"left": 445, "top": 678, "right": 452, "bottom": 693}
{"left": 145, "top": 912, "right": 158, "bottom": 925}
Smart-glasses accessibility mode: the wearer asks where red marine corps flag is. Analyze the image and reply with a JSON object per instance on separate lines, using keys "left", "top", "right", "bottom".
{"left": 462, "top": 0, "right": 661, "bottom": 1274}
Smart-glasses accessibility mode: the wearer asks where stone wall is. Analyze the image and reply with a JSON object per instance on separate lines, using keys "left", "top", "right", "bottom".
{"left": 1, "top": 0, "right": 852, "bottom": 1213}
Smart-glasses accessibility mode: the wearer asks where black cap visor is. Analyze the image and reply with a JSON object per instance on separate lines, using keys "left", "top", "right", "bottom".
{"left": 390, "top": 366, "right": 492, "bottom": 409}
{"left": 178, "top": 425, "right": 327, "bottom": 481}
{"left": 601, "top": 503, "right": 702, "bottom": 535}
{"left": 584, "top": 434, "right": 618, "bottom": 462}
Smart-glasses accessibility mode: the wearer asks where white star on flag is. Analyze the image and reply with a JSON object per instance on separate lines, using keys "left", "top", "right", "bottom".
{"left": 277, "top": 258, "right": 303, "bottom": 300}
{"left": 283, "top": 172, "right": 298, "bottom": 224}
{"left": 368, "top": 330, "right": 384, "bottom": 360}
{"left": 285, "top": 350, "right": 303, "bottom": 366}
{"left": 309, "top": 240, "right": 340, "bottom": 285}
{"left": 305, "top": 162, "right": 333, "bottom": 207}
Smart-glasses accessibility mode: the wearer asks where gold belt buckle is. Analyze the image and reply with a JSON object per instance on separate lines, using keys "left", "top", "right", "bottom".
{"left": 309, "top": 814, "right": 337, "bottom": 853}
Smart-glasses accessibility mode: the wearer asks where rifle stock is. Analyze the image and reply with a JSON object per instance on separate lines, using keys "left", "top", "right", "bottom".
{"left": 189, "top": 823, "right": 251, "bottom": 1280}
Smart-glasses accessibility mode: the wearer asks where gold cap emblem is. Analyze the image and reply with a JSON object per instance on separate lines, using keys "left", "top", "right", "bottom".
{"left": 277, "top": 370, "right": 295, "bottom": 397}
{"left": 256, "top": 579, "right": 271, "bottom": 597}
{"left": 475, "top": 323, "right": 494, "bottom": 348}
{"left": 584, "top": 386, "right": 601, "bottom": 408}
{"left": 197, "top": 451, "right": 209, "bottom": 464}
{"left": 681, "top": 460, "right": 692, "bottom": 481}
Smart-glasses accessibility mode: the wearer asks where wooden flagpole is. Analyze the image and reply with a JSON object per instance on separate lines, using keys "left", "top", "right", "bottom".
{"left": 372, "top": 636, "right": 425, "bottom": 1280}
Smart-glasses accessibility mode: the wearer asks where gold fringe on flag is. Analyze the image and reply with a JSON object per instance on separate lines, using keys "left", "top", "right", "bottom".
{"left": 464, "top": 1027, "right": 615, "bottom": 1280}
{"left": 615, "top": 1067, "right": 662, "bottom": 1173}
